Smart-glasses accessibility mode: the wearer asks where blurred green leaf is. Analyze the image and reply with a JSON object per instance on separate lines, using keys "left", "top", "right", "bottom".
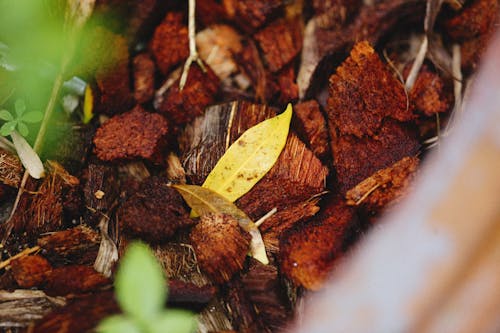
{"left": 150, "top": 310, "right": 197, "bottom": 333}
{"left": 14, "top": 99, "right": 25, "bottom": 116}
{"left": 114, "top": 242, "right": 167, "bottom": 325}
{"left": 17, "top": 122, "right": 29, "bottom": 137}
{"left": 0, "top": 109, "right": 13, "bottom": 121}
{"left": 96, "top": 315, "right": 141, "bottom": 333}
{"left": 22, "top": 111, "right": 43, "bottom": 123}
{"left": 0, "top": 121, "right": 16, "bottom": 136}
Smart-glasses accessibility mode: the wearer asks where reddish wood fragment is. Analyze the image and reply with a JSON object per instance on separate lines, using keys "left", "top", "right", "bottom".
{"left": 332, "top": 120, "right": 419, "bottom": 194}
{"left": 346, "top": 156, "right": 419, "bottom": 213}
{"left": 167, "top": 280, "right": 217, "bottom": 307}
{"left": 254, "top": 18, "right": 303, "bottom": 73}
{"left": 279, "top": 196, "right": 357, "bottom": 290}
{"left": 328, "top": 41, "right": 414, "bottom": 138}
{"left": 223, "top": 0, "right": 284, "bottom": 32}
{"left": 409, "top": 65, "right": 451, "bottom": 117}
{"left": 293, "top": 100, "right": 330, "bottom": 160}
{"left": 226, "top": 278, "right": 267, "bottom": 332}
{"left": 126, "top": 0, "right": 160, "bottom": 42}
{"left": 133, "top": 53, "right": 155, "bottom": 104}
{"left": 32, "top": 291, "right": 119, "bottom": 333}
{"left": 327, "top": 42, "right": 419, "bottom": 193}
{"left": 10, "top": 255, "right": 52, "bottom": 288}
{"left": 276, "top": 65, "right": 299, "bottom": 104}
{"left": 150, "top": 12, "right": 189, "bottom": 75}
{"left": 44, "top": 265, "right": 110, "bottom": 296}
{"left": 190, "top": 213, "right": 251, "bottom": 284}
{"left": 93, "top": 105, "right": 168, "bottom": 163}
{"left": 118, "top": 177, "right": 193, "bottom": 243}
{"left": 37, "top": 225, "right": 101, "bottom": 266}
{"left": 155, "top": 63, "right": 219, "bottom": 126}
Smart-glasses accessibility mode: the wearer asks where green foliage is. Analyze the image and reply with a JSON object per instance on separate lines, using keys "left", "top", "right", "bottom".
{"left": 97, "top": 242, "right": 197, "bottom": 333}
{"left": 0, "top": 99, "right": 43, "bottom": 137}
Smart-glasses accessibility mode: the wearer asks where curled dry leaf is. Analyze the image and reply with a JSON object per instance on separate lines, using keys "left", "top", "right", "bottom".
{"left": 202, "top": 103, "right": 292, "bottom": 203}
{"left": 171, "top": 184, "right": 269, "bottom": 264}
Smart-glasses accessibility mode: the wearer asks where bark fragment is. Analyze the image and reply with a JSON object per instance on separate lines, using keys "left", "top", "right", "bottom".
{"left": 150, "top": 12, "right": 189, "bottom": 75}
{"left": 223, "top": 0, "right": 284, "bottom": 33}
{"left": 155, "top": 63, "right": 220, "bottom": 127}
{"left": 254, "top": 18, "right": 303, "bottom": 73}
{"left": 44, "top": 265, "right": 110, "bottom": 296}
{"left": 93, "top": 105, "right": 169, "bottom": 163}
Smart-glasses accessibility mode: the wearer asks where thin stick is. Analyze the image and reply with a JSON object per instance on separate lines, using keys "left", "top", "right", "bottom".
{"left": 179, "top": 0, "right": 205, "bottom": 91}
{"left": 255, "top": 207, "right": 278, "bottom": 228}
{"left": 0, "top": 245, "right": 40, "bottom": 270}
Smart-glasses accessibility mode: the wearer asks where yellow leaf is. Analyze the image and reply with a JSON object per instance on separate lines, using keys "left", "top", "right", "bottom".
{"left": 83, "top": 85, "right": 94, "bottom": 124}
{"left": 171, "top": 184, "right": 269, "bottom": 265}
{"left": 202, "top": 103, "right": 293, "bottom": 202}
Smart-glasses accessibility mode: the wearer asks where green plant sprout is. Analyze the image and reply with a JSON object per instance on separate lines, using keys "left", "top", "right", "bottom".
{"left": 97, "top": 242, "right": 197, "bottom": 333}
{"left": 0, "top": 99, "right": 43, "bottom": 137}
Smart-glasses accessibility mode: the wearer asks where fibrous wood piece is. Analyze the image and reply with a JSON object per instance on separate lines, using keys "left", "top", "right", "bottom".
{"left": 118, "top": 177, "right": 193, "bottom": 243}
{"left": 93, "top": 105, "right": 169, "bottom": 163}
{"left": 32, "top": 291, "right": 119, "bottom": 333}
{"left": 150, "top": 12, "right": 189, "bottom": 75}
{"left": 254, "top": 18, "right": 303, "bottom": 73}
{"left": 167, "top": 280, "right": 217, "bottom": 309}
{"left": 155, "top": 63, "right": 220, "bottom": 127}
{"left": 0, "top": 149, "right": 22, "bottom": 188}
{"left": 279, "top": 196, "right": 357, "bottom": 290}
{"left": 293, "top": 100, "right": 330, "bottom": 160}
{"left": 345, "top": 156, "right": 419, "bottom": 213}
{"left": 12, "top": 162, "right": 79, "bottom": 237}
{"left": 240, "top": 260, "right": 291, "bottom": 332}
{"left": 312, "top": 0, "right": 362, "bottom": 16}
{"left": 37, "top": 225, "right": 101, "bottom": 266}
{"left": 444, "top": 0, "right": 498, "bottom": 41}
{"left": 190, "top": 213, "right": 251, "bottom": 284}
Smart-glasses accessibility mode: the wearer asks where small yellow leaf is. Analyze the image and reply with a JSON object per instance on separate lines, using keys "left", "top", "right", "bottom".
{"left": 83, "top": 85, "right": 94, "bottom": 124}
{"left": 202, "top": 103, "right": 293, "bottom": 202}
{"left": 171, "top": 184, "right": 268, "bottom": 265}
